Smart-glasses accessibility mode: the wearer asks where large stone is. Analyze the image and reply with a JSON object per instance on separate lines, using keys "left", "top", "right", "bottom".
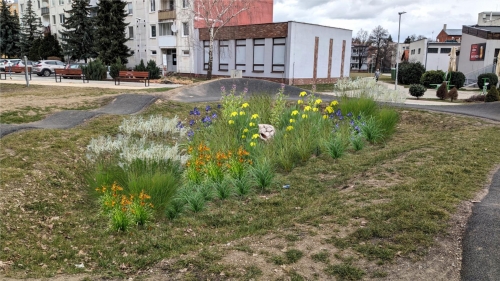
{"left": 258, "top": 124, "right": 275, "bottom": 141}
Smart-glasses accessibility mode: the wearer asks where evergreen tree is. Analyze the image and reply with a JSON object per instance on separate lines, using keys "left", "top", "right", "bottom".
{"left": 28, "top": 37, "right": 42, "bottom": 61}
{"left": 60, "top": 0, "right": 95, "bottom": 63}
{"left": 0, "top": 0, "right": 21, "bottom": 58}
{"left": 39, "top": 33, "right": 63, "bottom": 59}
{"left": 19, "top": 0, "right": 43, "bottom": 58}
{"left": 93, "top": 0, "right": 131, "bottom": 65}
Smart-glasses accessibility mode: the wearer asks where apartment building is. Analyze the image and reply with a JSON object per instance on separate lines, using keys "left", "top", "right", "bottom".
{"left": 350, "top": 44, "right": 369, "bottom": 71}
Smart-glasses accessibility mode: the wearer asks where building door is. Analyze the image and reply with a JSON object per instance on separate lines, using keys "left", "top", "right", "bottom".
{"left": 167, "top": 49, "right": 177, "bottom": 72}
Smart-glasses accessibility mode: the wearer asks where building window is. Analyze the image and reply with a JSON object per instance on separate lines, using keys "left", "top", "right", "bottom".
{"left": 182, "top": 22, "right": 189, "bottom": 36}
{"left": 59, "top": 0, "right": 64, "bottom": 5}
{"left": 20, "top": 4, "right": 24, "bottom": 13}
{"left": 127, "top": 2, "right": 133, "bottom": 15}
{"left": 182, "top": 50, "right": 190, "bottom": 56}
{"left": 272, "top": 38, "right": 285, "bottom": 72}
{"left": 128, "top": 26, "right": 134, "bottom": 39}
{"left": 235, "top": 39, "right": 246, "bottom": 71}
{"left": 52, "top": 15, "right": 56, "bottom": 24}
{"left": 159, "top": 22, "right": 174, "bottom": 36}
{"left": 38, "top": 0, "right": 41, "bottom": 8}
{"left": 51, "top": 0, "right": 55, "bottom": 7}
{"left": 182, "top": 0, "right": 188, "bottom": 8}
{"left": 219, "top": 40, "right": 229, "bottom": 71}
{"left": 411, "top": 49, "right": 415, "bottom": 55}
{"left": 440, "top": 48, "right": 451, "bottom": 53}
{"left": 150, "top": 25, "right": 156, "bottom": 38}
{"left": 151, "top": 50, "right": 157, "bottom": 55}
{"left": 418, "top": 48, "right": 421, "bottom": 54}
{"left": 150, "top": 0, "right": 155, "bottom": 12}
{"left": 59, "top": 14, "right": 65, "bottom": 24}
{"left": 203, "top": 41, "right": 209, "bottom": 70}
{"left": 253, "top": 38, "right": 265, "bottom": 72}
{"left": 428, "top": 48, "right": 438, "bottom": 53}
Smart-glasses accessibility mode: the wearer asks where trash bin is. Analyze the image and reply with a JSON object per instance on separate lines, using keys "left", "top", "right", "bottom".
{"left": 391, "top": 68, "right": 396, "bottom": 80}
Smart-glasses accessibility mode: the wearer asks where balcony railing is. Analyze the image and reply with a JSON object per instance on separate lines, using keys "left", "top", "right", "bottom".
{"left": 158, "top": 9, "right": 176, "bottom": 21}
{"left": 41, "top": 7, "right": 50, "bottom": 15}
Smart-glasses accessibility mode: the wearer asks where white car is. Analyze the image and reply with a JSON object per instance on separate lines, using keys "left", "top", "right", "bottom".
{"left": 0, "top": 59, "right": 22, "bottom": 71}
{"left": 33, "top": 60, "right": 66, "bottom": 77}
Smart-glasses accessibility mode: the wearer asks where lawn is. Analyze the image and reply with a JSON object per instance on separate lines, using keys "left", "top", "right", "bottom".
{"left": 0, "top": 84, "right": 499, "bottom": 280}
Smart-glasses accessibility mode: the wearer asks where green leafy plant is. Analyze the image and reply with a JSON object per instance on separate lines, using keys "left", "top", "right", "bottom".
{"left": 81, "top": 58, "right": 107, "bottom": 80}
{"left": 109, "top": 57, "right": 126, "bottom": 79}
{"left": 409, "top": 84, "right": 426, "bottom": 99}
{"left": 233, "top": 175, "right": 252, "bottom": 197}
{"left": 213, "top": 179, "right": 232, "bottom": 200}
{"left": 477, "top": 73, "right": 498, "bottom": 90}
{"left": 250, "top": 158, "right": 275, "bottom": 191}
{"left": 420, "top": 70, "right": 445, "bottom": 88}
{"left": 485, "top": 85, "right": 500, "bottom": 102}
{"left": 147, "top": 59, "right": 161, "bottom": 79}
{"left": 397, "top": 61, "right": 425, "bottom": 85}
{"left": 134, "top": 59, "right": 147, "bottom": 71}
{"left": 350, "top": 133, "right": 365, "bottom": 151}
{"left": 325, "top": 133, "right": 346, "bottom": 159}
{"left": 359, "top": 116, "right": 385, "bottom": 144}
{"left": 449, "top": 71, "right": 466, "bottom": 89}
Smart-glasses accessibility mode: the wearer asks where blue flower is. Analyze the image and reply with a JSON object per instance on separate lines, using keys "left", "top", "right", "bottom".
{"left": 217, "top": 104, "right": 221, "bottom": 109}
{"left": 338, "top": 115, "right": 344, "bottom": 120}
{"left": 176, "top": 121, "right": 183, "bottom": 128}
{"left": 354, "top": 126, "right": 360, "bottom": 132}
{"left": 202, "top": 116, "right": 212, "bottom": 123}
{"left": 350, "top": 120, "right": 355, "bottom": 126}
{"left": 187, "top": 130, "right": 194, "bottom": 138}
{"left": 357, "top": 115, "right": 362, "bottom": 120}
{"left": 189, "top": 119, "right": 195, "bottom": 126}
{"left": 336, "top": 109, "right": 342, "bottom": 117}
{"left": 205, "top": 105, "right": 211, "bottom": 112}
{"left": 347, "top": 112, "right": 353, "bottom": 118}
{"left": 212, "top": 113, "right": 217, "bottom": 119}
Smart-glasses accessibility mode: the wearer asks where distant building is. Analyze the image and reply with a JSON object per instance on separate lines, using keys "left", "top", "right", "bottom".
{"left": 477, "top": 11, "right": 500, "bottom": 26}
{"left": 436, "top": 24, "right": 462, "bottom": 43}
{"left": 407, "top": 38, "right": 460, "bottom": 71}
{"left": 350, "top": 43, "right": 369, "bottom": 71}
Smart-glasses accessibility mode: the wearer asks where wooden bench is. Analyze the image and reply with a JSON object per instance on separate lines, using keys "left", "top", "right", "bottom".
{"left": 0, "top": 66, "right": 32, "bottom": 80}
{"left": 54, "top": 68, "right": 88, "bottom": 83}
{"left": 115, "top": 71, "right": 150, "bottom": 87}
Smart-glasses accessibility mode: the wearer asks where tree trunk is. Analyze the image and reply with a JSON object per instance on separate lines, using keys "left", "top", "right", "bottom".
{"left": 207, "top": 28, "right": 214, "bottom": 80}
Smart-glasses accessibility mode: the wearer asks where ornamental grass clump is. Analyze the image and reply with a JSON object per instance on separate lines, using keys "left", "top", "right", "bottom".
{"left": 325, "top": 134, "right": 347, "bottom": 159}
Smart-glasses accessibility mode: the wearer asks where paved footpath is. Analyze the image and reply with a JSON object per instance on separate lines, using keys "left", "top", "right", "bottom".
{"left": 1, "top": 78, "right": 500, "bottom": 280}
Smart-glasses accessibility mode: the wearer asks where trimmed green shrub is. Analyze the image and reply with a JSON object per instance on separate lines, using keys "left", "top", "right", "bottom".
{"left": 134, "top": 59, "right": 147, "bottom": 71}
{"left": 449, "top": 71, "right": 466, "bottom": 89}
{"left": 478, "top": 73, "right": 498, "bottom": 90}
{"left": 147, "top": 59, "right": 161, "bottom": 79}
{"left": 109, "top": 57, "right": 126, "bottom": 79}
{"left": 397, "top": 61, "right": 425, "bottom": 85}
{"left": 448, "top": 87, "right": 458, "bottom": 102}
{"left": 485, "top": 85, "right": 500, "bottom": 102}
{"left": 436, "top": 82, "right": 448, "bottom": 100}
{"left": 409, "top": 84, "right": 426, "bottom": 99}
{"left": 420, "top": 70, "right": 445, "bottom": 88}
{"left": 82, "top": 58, "right": 107, "bottom": 80}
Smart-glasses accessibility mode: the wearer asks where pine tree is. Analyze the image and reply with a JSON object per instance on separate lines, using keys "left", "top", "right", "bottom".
{"left": 39, "top": 33, "right": 63, "bottom": 60}
{"left": 19, "top": 0, "right": 43, "bottom": 58}
{"left": 60, "top": 0, "right": 96, "bottom": 63}
{"left": 93, "top": 0, "right": 131, "bottom": 65}
{"left": 0, "top": 0, "right": 21, "bottom": 58}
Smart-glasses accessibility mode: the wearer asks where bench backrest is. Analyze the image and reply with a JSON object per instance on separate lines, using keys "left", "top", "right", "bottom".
{"left": 119, "top": 71, "right": 149, "bottom": 78}
{"left": 55, "top": 68, "right": 82, "bottom": 75}
{"left": 5, "top": 66, "right": 31, "bottom": 72}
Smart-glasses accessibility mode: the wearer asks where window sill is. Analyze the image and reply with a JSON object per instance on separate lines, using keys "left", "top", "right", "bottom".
{"left": 219, "top": 70, "right": 229, "bottom": 72}
{"left": 271, "top": 71, "right": 284, "bottom": 73}
{"left": 252, "top": 71, "right": 264, "bottom": 73}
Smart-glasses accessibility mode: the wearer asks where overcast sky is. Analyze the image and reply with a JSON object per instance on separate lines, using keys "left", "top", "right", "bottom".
{"left": 273, "top": 0, "right": 498, "bottom": 41}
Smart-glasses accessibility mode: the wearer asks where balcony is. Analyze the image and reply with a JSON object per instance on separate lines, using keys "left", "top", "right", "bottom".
{"left": 158, "top": 35, "right": 176, "bottom": 47}
{"left": 41, "top": 7, "right": 50, "bottom": 16}
{"left": 158, "top": 9, "right": 176, "bottom": 21}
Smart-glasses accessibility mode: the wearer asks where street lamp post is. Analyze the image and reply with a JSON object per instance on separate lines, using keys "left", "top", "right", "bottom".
{"left": 395, "top": 11, "right": 406, "bottom": 90}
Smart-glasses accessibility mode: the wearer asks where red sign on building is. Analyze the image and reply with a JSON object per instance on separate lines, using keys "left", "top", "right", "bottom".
{"left": 470, "top": 43, "right": 486, "bottom": 61}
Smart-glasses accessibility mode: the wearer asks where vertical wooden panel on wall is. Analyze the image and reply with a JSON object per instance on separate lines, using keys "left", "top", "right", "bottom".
{"left": 340, "top": 40, "right": 346, "bottom": 78}
{"left": 328, "top": 39, "right": 333, "bottom": 81}
{"left": 313, "top": 36, "right": 319, "bottom": 83}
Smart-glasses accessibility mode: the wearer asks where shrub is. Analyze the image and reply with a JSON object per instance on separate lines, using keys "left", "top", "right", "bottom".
{"left": 420, "top": 70, "right": 445, "bottom": 88}
{"left": 147, "top": 59, "right": 161, "bottom": 79}
{"left": 109, "top": 58, "right": 126, "bottom": 79}
{"left": 449, "top": 71, "right": 466, "bottom": 89}
{"left": 134, "top": 59, "right": 147, "bottom": 71}
{"left": 436, "top": 82, "right": 448, "bottom": 100}
{"left": 82, "top": 58, "right": 107, "bottom": 80}
{"left": 477, "top": 73, "right": 499, "bottom": 90}
{"left": 485, "top": 85, "right": 500, "bottom": 102}
{"left": 397, "top": 61, "right": 425, "bottom": 85}
{"left": 465, "top": 94, "right": 485, "bottom": 102}
{"left": 409, "top": 84, "right": 426, "bottom": 99}
{"left": 448, "top": 87, "right": 458, "bottom": 102}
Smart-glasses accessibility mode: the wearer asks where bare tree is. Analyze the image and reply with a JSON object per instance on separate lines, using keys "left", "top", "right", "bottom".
{"left": 369, "top": 25, "right": 388, "bottom": 69}
{"left": 353, "top": 29, "right": 370, "bottom": 70}
{"left": 192, "top": 0, "right": 252, "bottom": 80}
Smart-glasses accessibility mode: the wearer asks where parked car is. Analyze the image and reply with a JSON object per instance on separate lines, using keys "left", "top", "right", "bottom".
{"left": 33, "top": 60, "right": 66, "bottom": 77}
{"left": 0, "top": 59, "right": 22, "bottom": 71}
{"left": 8, "top": 60, "right": 35, "bottom": 73}
{"left": 63, "top": 63, "right": 88, "bottom": 78}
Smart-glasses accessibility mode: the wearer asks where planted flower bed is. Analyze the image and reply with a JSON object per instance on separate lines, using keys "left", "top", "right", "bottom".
{"left": 86, "top": 83, "right": 399, "bottom": 231}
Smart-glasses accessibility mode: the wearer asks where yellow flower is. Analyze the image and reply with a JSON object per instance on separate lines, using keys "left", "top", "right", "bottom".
{"left": 302, "top": 114, "right": 308, "bottom": 119}
{"left": 315, "top": 99, "right": 322, "bottom": 105}
{"left": 291, "top": 110, "right": 299, "bottom": 116}
{"left": 251, "top": 114, "right": 259, "bottom": 119}
{"left": 250, "top": 142, "right": 256, "bottom": 147}
{"left": 297, "top": 100, "right": 303, "bottom": 105}
{"left": 304, "top": 105, "right": 311, "bottom": 111}
{"left": 252, "top": 133, "right": 259, "bottom": 139}
{"left": 228, "top": 120, "right": 235, "bottom": 124}
{"left": 231, "top": 111, "right": 238, "bottom": 117}
{"left": 330, "top": 100, "right": 339, "bottom": 106}
{"left": 286, "top": 126, "right": 294, "bottom": 131}
{"left": 239, "top": 111, "right": 245, "bottom": 116}
{"left": 249, "top": 122, "right": 255, "bottom": 127}
{"left": 241, "top": 103, "right": 249, "bottom": 108}
{"left": 242, "top": 135, "right": 246, "bottom": 139}
{"left": 243, "top": 128, "right": 249, "bottom": 133}
{"left": 313, "top": 108, "right": 319, "bottom": 112}
{"left": 325, "top": 106, "right": 334, "bottom": 114}
{"left": 323, "top": 115, "right": 327, "bottom": 119}
{"left": 289, "top": 119, "right": 295, "bottom": 123}
{"left": 299, "top": 91, "right": 307, "bottom": 97}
